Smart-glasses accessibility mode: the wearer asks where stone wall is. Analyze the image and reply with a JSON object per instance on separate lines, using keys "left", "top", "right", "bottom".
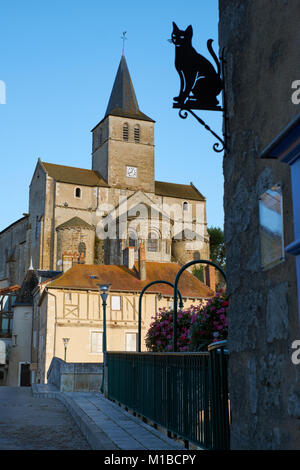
{"left": 56, "top": 226, "right": 95, "bottom": 269}
{"left": 47, "top": 356, "right": 103, "bottom": 392}
{"left": 92, "top": 115, "right": 155, "bottom": 193}
{"left": 219, "top": 0, "right": 300, "bottom": 449}
{"left": 0, "top": 216, "right": 29, "bottom": 285}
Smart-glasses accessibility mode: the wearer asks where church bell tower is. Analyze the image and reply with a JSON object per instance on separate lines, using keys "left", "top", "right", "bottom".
{"left": 91, "top": 53, "right": 155, "bottom": 193}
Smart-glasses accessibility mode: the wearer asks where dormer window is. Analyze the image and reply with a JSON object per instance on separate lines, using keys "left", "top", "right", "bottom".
{"left": 123, "top": 123, "right": 129, "bottom": 141}
{"left": 75, "top": 187, "right": 81, "bottom": 198}
{"left": 134, "top": 125, "right": 140, "bottom": 143}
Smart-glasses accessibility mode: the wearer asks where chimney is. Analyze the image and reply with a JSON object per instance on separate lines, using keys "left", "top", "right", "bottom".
{"left": 123, "top": 246, "right": 135, "bottom": 269}
{"left": 62, "top": 252, "right": 73, "bottom": 273}
{"left": 138, "top": 242, "right": 147, "bottom": 281}
{"left": 205, "top": 263, "right": 216, "bottom": 292}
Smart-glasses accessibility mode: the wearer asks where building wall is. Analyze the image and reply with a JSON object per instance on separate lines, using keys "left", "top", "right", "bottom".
{"left": 219, "top": 0, "right": 300, "bottom": 449}
{"left": 6, "top": 305, "right": 33, "bottom": 386}
{"left": 0, "top": 217, "right": 29, "bottom": 286}
{"left": 1, "top": 137, "right": 209, "bottom": 285}
{"left": 56, "top": 227, "right": 95, "bottom": 268}
{"left": 34, "top": 288, "right": 203, "bottom": 384}
{"left": 29, "top": 161, "right": 47, "bottom": 271}
{"left": 92, "top": 115, "right": 155, "bottom": 193}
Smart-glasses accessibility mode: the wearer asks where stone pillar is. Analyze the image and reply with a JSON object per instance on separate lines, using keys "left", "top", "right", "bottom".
{"left": 62, "top": 252, "right": 73, "bottom": 273}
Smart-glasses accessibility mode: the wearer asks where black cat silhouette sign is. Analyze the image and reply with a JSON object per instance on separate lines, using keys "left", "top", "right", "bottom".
{"left": 171, "top": 22, "right": 223, "bottom": 111}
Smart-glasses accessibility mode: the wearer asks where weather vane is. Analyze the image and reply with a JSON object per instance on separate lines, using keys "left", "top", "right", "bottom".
{"left": 121, "top": 31, "right": 127, "bottom": 54}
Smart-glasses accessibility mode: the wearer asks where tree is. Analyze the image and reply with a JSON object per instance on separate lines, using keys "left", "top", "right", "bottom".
{"left": 207, "top": 226, "right": 226, "bottom": 269}
{"left": 192, "top": 265, "right": 204, "bottom": 282}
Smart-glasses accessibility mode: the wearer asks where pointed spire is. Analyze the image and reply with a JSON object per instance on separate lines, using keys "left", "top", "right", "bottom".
{"left": 29, "top": 257, "right": 34, "bottom": 271}
{"left": 105, "top": 54, "right": 154, "bottom": 122}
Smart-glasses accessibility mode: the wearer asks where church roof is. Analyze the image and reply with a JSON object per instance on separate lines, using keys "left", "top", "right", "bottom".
{"left": 39, "top": 162, "right": 204, "bottom": 201}
{"left": 104, "top": 54, "right": 154, "bottom": 122}
{"left": 56, "top": 217, "right": 94, "bottom": 231}
{"left": 155, "top": 181, "right": 205, "bottom": 201}
{"left": 45, "top": 262, "right": 214, "bottom": 298}
{"left": 41, "top": 162, "right": 109, "bottom": 187}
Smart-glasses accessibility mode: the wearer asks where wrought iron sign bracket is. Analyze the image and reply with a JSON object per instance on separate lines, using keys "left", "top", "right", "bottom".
{"left": 174, "top": 106, "right": 226, "bottom": 153}
{"left": 170, "top": 22, "right": 229, "bottom": 153}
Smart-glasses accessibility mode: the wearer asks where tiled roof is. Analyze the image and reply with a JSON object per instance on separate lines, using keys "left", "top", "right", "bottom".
{"left": 105, "top": 54, "right": 154, "bottom": 123}
{"left": 38, "top": 164, "right": 205, "bottom": 202}
{"left": 46, "top": 262, "right": 214, "bottom": 298}
{"left": 41, "top": 162, "right": 109, "bottom": 187}
{"left": 0, "top": 285, "right": 20, "bottom": 296}
{"left": 155, "top": 181, "right": 205, "bottom": 201}
{"left": 56, "top": 217, "right": 94, "bottom": 231}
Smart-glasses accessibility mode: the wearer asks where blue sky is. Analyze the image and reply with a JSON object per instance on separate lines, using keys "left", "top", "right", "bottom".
{"left": 0, "top": 0, "right": 223, "bottom": 232}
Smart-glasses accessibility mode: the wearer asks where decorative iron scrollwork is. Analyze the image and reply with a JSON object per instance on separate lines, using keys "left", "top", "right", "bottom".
{"left": 178, "top": 108, "right": 225, "bottom": 153}
{"left": 170, "top": 22, "right": 226, "bottom": 153}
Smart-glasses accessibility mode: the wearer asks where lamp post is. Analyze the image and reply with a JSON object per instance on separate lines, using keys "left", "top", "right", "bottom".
{"left": 97, "top": 283, "right": 111, "bottom": 394}
{"left": 62, "top": 338, "right": 70, "bottom": 362}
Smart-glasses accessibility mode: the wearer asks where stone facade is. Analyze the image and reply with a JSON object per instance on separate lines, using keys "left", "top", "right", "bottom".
{"left": 219, "top": 0, "right": 300, "bottom": 449}
{"left": 92, "top": 115, "right": 155, "bottom": 193}
{"left": 33, "top": 281, "right": 210, "bottom": 384}
{"left": 0, "top": 54, "right": 210, "bottom": 287}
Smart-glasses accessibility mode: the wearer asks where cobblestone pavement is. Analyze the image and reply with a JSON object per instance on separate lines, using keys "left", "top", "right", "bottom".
{"left": 0, "top": 387, "right": 90, "bottom": 450}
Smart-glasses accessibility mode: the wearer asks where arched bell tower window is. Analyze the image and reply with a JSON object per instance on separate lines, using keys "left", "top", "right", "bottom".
{"left": 123, "top": 123, "right": 129, "bottom": 141}
{"left": 134, "top": 125, "right": 140, "bottom": 143}
{"left": 183, "top": 201, "right": 189, "bottom": 211}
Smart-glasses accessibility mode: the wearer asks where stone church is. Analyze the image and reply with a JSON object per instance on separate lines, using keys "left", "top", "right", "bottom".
{"left": 0, "top": 53, "right": 209, "bottom": 288}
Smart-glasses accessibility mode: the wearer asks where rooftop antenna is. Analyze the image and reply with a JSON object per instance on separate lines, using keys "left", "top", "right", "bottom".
{"left": 121, "top": 31, "right": 127, "bottom": 55}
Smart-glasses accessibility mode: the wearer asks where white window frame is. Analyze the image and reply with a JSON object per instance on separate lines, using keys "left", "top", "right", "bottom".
{"left": 111, "top": 295, "right": 121, "bottom": 311}
{"left": 90, "top": 330, "right": 103, "bottom": 354}
{"left": 125, "top": 332, "right": 138, "bottom": 352}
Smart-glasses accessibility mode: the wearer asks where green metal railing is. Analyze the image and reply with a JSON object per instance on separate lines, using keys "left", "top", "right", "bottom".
{"left": 106, "top": 341, "right": 230, "bottom": 450}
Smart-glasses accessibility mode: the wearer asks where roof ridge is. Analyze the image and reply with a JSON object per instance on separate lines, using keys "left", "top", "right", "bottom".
{"left": 41, "top": 161, "right": 109, "bottom": 187}
{"left": 42, "top": 161, "right": 99, "bottom": 173}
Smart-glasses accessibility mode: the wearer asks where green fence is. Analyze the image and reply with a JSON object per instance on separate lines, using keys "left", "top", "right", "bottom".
{"left": 106, "top": 342, "right": 230, "bottom": 450}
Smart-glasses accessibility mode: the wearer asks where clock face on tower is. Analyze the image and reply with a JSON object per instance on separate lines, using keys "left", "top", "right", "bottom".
{"left": 126, "top": 166, "right": 137, "bottom": 178}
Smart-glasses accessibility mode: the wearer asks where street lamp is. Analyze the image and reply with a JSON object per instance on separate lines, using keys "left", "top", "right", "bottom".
{"left": 62, "top": 338, "right": 70, "bottom": 362}
{"left": 97, "top": 283, "right": 111, "bottom": 393}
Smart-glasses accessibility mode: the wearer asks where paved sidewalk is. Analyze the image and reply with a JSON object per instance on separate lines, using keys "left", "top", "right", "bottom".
{"left": 32, "top": 384, "right": 185, "bottom": 451}
{"left": 0, "top": 387, "right": 90, "bottom": 450}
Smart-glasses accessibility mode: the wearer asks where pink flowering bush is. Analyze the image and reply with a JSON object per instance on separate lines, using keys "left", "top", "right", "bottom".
{"left": 145, "top": 291, "right": 228, "bottom": 352}
{"left": 188, "top": 290, "right": 228, "bottom": 351}
{"left": 145, "top": 307, "right": 193, "bottom": 352}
